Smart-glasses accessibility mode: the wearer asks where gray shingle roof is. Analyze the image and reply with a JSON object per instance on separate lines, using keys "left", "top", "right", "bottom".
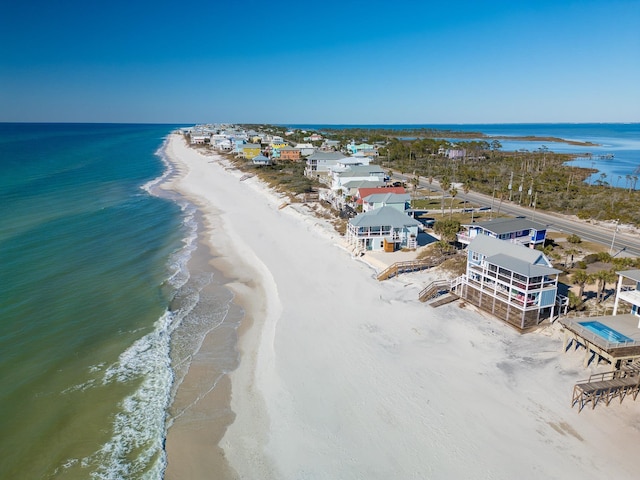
{"left": 363, "top": 192, "right": 411, "bottom": 204}
{"left": 349, "top": 206, "right": 421, "bottom": 228}
{"left": 469, "top": 235, "right": 560, "bottom": 276}
{"left": 342, "top": 180, "right": 385, "bottom": 189}
{"left": 470, "top": 217, "right": 546, "bottom": 234}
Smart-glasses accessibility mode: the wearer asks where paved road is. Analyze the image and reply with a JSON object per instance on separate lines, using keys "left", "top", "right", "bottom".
{"left": 394, "top": 172, "right": 640, "bottom": 257}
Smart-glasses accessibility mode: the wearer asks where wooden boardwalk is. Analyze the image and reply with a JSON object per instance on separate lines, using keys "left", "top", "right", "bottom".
{"left": 376, "top": 260, "right": 434, "bottom": 281}
{"left": 571, "top": 365, "right": 640, "bottom": 412}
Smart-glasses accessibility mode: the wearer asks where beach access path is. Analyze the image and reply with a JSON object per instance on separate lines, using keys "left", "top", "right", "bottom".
{"left": 163, "top": 134, "right": 640, "bottom": 480}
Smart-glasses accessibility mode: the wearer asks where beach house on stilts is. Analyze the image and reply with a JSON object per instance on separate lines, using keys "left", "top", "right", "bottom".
{"left": 452, "top": 235, "right": 560, "bottom": 331}
{"left": 346, "top": 206, "right": 421, "bottom": 253}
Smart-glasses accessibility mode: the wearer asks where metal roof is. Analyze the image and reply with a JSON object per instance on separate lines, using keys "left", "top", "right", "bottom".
{"left": 617, "top": 269, "right": 640, "bottom": 282}
{"left": 470, "top": 217, "right": 547, "bottom": 234}
{"left": 349, "top": 206, "right": 421, "bottom": 228}
{"left": 469, "top": 235, "right": 560, "bottom": 276}
{"left": 485, "top": 253, "right": 561, "bottom": 277}
{"left": 363, "top": 192, "right": 411, "bottom": 204}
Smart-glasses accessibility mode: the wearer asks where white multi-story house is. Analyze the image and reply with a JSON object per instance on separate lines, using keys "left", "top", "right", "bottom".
{"left": 346, "top": 206, "right": 421, "bottom": 252}
{"left": 613, "top": 269, "right": 640, "bottom": 322}
{"left": 362, "top": 192, "right": 411, "bottom": 213}
{"left": 331, "top": 165, "right": 387, "bottom": 191}
{"left": 304, "top": 151, "right": 349, "bottom": 178}
{"left": 453, "top": 235, "right": 560, "bottom": 331}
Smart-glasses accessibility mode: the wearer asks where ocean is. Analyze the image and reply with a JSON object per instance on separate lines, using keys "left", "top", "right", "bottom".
{"left": 0, "top": 123, "right": 239, "bottom": 479}
{"left": 1, "top": 122, "right": 637, "bottom": 479}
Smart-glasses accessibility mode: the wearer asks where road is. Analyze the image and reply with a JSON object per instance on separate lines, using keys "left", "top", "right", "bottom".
{"left": 393, "top": 172, "right": 640, "bottom": 257}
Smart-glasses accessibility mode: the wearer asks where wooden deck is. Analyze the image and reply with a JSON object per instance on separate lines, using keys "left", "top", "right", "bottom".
{"left": 572, "top": 365, "right": 640, "bottom": 412}
{"left": 559, "top": 316, "right": 640, "bottom": 367}
{"left": 377, "top": 260, "right": 435, "bottom": 281}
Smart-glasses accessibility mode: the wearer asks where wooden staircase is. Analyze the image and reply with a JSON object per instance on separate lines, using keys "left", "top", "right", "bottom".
{"left": 418, "top": 280, "right": 452, "bottom": 302}
{"left": 429, "top": 293, "right": 459, "bottom": 307}
{"left": 376, "top": 260, "right": 434, "bottom": 281}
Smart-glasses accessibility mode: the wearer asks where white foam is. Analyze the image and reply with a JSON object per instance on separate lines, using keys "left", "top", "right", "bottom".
{"left": 85, "top": 312, "right": 174, "bottom": 479}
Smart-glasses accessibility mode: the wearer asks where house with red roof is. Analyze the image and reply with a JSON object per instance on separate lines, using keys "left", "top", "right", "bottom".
{"left": 356, "top": 186, "right": 406, "bottom": 206}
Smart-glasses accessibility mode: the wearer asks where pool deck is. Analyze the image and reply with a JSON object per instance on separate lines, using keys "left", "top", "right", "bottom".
{"left": 559, "top": 314, "right": 640, "bottom": 367}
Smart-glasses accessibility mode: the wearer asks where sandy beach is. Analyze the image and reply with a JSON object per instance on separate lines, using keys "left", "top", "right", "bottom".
{"left": 162, "top": 133, "right": 640, "bottom": 480}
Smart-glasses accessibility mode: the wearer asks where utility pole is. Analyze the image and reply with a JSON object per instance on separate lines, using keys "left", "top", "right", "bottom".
{"left": 508, "top": 171, "right": 513, "bottom": 202}
{"left": 610, "top": 219, "right": 619, "bottom": 255}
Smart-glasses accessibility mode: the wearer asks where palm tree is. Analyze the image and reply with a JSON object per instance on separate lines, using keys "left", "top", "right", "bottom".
{"left": 572, "top": 269, "right": 593, "bottom": 300}
{"left": 440, "top": 176, "right": 450, "bottom": 217}
{"left": 594, "top": 269, "right": 617, "bottom": 303}
{"left": 449, "top": 187, "right": 458, "bottom": 219}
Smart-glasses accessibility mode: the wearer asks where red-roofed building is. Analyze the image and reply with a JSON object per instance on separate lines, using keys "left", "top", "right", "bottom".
{"left": 356, "top": 186, "right": 406, "bottom": 205}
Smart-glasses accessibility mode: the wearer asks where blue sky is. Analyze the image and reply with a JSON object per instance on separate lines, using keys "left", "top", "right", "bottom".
{"left": 1, "top": 0, "right": 638, "bottom": 124}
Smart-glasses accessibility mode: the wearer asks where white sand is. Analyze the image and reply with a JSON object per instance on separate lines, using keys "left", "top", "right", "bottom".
{"left": 163, "top": 134, "right": 640, "bottom": 480}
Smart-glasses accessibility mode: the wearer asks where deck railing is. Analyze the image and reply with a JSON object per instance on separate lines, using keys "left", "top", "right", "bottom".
{"left": 559, "top": 318, "right": 640, "bottom": 350}
{"left": 377, "top": 260, "right": 434, "bottom": 281}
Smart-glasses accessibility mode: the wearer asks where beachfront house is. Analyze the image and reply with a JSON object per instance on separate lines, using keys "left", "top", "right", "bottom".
{"left": 355, "top": 186, "right": 406, "bottom": 206}
{"left": 453, "top": 235, "right": 560, "bottom": 331}
{"left": 347, "top": 206, "right": 421, "bottom": 252}
{"left": 457, "top": 217, "right": 547, "bottom": 247}
{"left": 252, "top": 154, "right": 272, "bottom": 166}
{"left": 240, "top": 143, "right": 262, "bottom": 160}
{"left": 304, "top": 151, "right": 349, "bottom": 179}
{"left": 613, "top": 269, "right": 640, "bottom": 322}
{"left": 278, "top": 146, "right": 302, "bottom": 162}
{"left": 362, "top": 192, "right": 411, "bottom": 213}
{"left": 331, "top": 165, "right": 387, "bottom": 191}
{"left": 190, "top": 133, "right": 210, "bottom": 145}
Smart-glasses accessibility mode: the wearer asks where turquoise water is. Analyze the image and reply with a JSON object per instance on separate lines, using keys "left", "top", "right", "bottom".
{"left": 292, "top": 123, "right": 640, "bottom": 186}
{"left": 579, "top": 321, "right": 634, "bottom": 344}
{"left": 0, "top": 124, "right": 238, "bottom": 478}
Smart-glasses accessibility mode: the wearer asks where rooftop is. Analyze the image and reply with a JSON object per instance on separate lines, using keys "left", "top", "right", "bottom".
{"left": 468, "top": 217, "right": 547, "bottom": 234}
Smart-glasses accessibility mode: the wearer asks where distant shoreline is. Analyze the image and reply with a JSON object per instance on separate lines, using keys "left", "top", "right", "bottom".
{"left": 313, "top": 126, "right": 600, "bottom": 146}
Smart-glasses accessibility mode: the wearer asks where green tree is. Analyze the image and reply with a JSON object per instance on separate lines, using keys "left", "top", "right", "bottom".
{"left": 449, "top": 187, "right": 458, "bottom": 219}
{"left": 567, "top": 234, "right": 581, "bottom": 244}
{"left": 433, "top": 219, "right": 461, "bottom": 243}
{"left": 594, "top": 269, "right": 617, "bottom": 303}
{"left": 440, "top": 176, "right": 450, "bottom": 217}
{"left": 572, "top": 269, "right": 593, "bottom": 300}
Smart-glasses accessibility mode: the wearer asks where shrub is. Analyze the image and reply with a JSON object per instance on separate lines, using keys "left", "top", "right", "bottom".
{"left": 567, "top": 234, "right": 581, "bottom": 244}
{"left": 582, "top": 253, "right": 599, "bottom": 264}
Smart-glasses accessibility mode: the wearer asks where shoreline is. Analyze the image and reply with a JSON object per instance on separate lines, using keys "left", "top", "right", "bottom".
{"left": 162, "top": 133, "right": 640, "bottom": 479}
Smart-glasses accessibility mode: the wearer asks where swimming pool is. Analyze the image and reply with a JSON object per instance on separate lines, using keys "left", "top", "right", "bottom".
{"left": 578, "top": 321, "right": 634, "bottom": 344}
